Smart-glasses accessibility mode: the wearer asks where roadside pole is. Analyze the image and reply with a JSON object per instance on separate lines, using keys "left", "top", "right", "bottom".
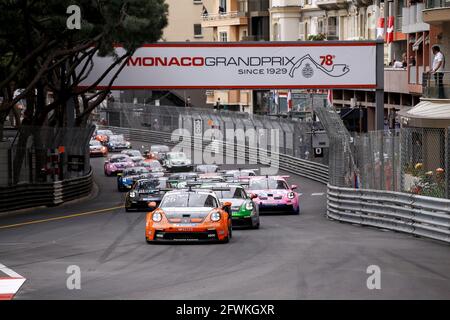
{"left": 375, "top": 40, "right": 385, "bottom": 131}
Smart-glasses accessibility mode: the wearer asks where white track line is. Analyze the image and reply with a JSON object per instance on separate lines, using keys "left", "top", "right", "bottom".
{"left": 0, "top": 263, "right": 26, "bottom": 300}
{"left": 311, "top": 192, "right": 325, "bottom": 196}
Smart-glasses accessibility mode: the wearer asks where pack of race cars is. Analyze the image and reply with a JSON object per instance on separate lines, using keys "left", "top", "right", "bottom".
{"left": 94, "top": 128, "right": 300, "bottom": 244}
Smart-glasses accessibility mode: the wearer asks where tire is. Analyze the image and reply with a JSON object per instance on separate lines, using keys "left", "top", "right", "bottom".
{"left": 292, "top": 207, "right": 300, "bottom": 215}
{"left": 125, "top": 207, "right": 131, "bottom": 212}
{"left": 252, "top": 221, "right": 260, "bottom": 229}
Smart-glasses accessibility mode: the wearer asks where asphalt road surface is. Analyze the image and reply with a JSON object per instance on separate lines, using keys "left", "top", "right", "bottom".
{"left": 0, "top": 142, "right": 449, "bottom": 299}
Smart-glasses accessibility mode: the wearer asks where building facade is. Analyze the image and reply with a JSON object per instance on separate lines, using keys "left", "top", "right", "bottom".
{"left": 202, "top": 0, "right": 271, "bottom": 113}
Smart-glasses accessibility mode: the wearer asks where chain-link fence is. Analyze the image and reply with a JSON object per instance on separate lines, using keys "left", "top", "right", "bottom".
{"left": 104, "top": 103, "right": 329, "bottom": 165}
{"left": 315, "top": 104, "right": 449, "bottom": 198}
{"left": 0, "top": 125, "right": 94, "bottom": 187}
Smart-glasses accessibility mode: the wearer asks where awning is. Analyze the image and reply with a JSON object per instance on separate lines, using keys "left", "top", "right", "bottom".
{"left": 412, "top": 35, "right": 423, "bottom": 51}
{"left": 398, "top": 99, "right": 450, "bottom": 128}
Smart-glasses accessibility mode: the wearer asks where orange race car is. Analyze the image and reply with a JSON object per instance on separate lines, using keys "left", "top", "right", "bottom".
{"left": 95, "top": 129, "right": 113, "bottom": 144}
{"left": 145, "top": 188, "right": 232, "bottom": 243}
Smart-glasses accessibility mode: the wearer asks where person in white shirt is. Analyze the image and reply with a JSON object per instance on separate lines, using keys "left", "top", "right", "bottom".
{"left": 431, "top": 45, "right": 445, "bottom": 98}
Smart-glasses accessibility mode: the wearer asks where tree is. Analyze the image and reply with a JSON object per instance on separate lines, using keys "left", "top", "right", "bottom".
{"left": 0, "top": 0, "right": 168, "bottom": 130}
{"left": 0, "top": 0, "right": 168, "bottom": 183}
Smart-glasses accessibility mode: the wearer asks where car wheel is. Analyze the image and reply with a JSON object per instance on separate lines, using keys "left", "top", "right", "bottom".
{"left": 293, "top": 207, "right": 300, "bottom": 215}
{"left": 125, "top": 207, "right": 131, "bottom": 212}
{"left": 252, "top": 221, "right": 260, "bottom": 229}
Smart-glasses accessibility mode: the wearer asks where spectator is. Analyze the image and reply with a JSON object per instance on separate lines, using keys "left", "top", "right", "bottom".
{"left": 186, "top": 96, "right": 192, "bottom": 108}
{"left": 409, "top": 55, "right": 416, "bottom": 67}
{"left": 431, "top": 45, "right": 446, "bottom": 98}
{"left": 402, "top": 53, "right": 407, "bottom": 68}
{"left": 393, "top": 59, "right": 403, "bottom": 68}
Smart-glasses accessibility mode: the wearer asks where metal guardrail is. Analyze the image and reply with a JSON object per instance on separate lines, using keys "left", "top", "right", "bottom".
{"left": 0, "top": 169, "right": 93, "bottom": 213}
{"left": 327, "top": 184, "right": 450, "bottom": 243}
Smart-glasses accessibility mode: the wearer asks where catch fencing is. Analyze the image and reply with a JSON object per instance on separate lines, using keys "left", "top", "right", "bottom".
{"left": 0, "top": 125, "right": 94, "bottom": 187}
{"left": 104, "top": 103, "right": 329, "bottom": 165}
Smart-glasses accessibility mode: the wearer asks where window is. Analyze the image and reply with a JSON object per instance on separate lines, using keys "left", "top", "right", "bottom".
{"left": 194, "top": 24, "right": 202, "bottom": 37}
{"left": 327, "top": 16, "right": 338, "bottom": 40}
{"left": 219, "top": 32, "right": 228, "bottom": 42}
{"left": 219, "top": 0, "right": 227, "bottom": 13}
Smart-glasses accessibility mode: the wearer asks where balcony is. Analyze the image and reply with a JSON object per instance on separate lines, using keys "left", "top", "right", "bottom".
{"left": 351, "top": 0, "right": 373, "bottom": 7}
{"left": 423, "top": 0, "right": 450, "bottom": 24}
{"left": 422, "top": 72, "right": 450, "bottom": 99}
{"left": 316, "top": 0, "right": 349, "bottom": 10}
{"left": 202, "top": 11, "right": 248, "bottom": 28}
{"left": 384, "top": 68, "right": 409, "bottom": 94}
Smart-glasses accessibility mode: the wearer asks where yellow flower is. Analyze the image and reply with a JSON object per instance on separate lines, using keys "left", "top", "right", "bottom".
{"left": 415, "top": 163, "right": 423, "bottom": 170}
{"left": 425, "top": 171, "right": 433, "bottom": 176}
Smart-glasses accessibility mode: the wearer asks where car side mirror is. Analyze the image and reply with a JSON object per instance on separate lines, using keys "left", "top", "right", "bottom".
{"left": 148, "top": 201, "right": 157, "bottom": 209}
{"left": 291, "top": 185, "right": 298, "bottom": 190}
{"left": 249, "top": 193, "right": 257, "bottom": 199}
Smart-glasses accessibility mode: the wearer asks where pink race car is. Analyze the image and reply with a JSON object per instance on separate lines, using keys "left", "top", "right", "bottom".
{"left": 104, "top": 154, "right": 135, "bottom": 176}
{"left": 247, "top": 176, "right": 299, "bottom": 215}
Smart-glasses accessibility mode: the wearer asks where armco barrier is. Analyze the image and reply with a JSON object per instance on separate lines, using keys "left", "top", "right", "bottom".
{"left": 327, "top": 184, "right": 450, "bottom": 243}
{"left": 0, "top": 169, "right": 93, "bottom": 213}
{"left": 103, "top": 125, "right": 450, "bottom": 244}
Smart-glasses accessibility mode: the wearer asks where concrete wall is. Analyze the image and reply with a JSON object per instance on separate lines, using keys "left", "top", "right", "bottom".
{"left": 163, "top": 0, "right": 214, "bottom": 41}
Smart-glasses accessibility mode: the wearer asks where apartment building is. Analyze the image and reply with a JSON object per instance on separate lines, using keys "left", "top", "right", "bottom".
{"left": 201, "top": 0, "right": 271, "bottom": 113}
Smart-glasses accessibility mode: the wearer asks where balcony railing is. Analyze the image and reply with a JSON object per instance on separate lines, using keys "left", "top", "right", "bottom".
{"left": 422, "top": 72, "right": 450, "bottom": 99}
{"left": 202, "top": 11, "right": 247, "bottom": 22}
{"left": 426, "top": 0, "right": 450, "bottom": 8}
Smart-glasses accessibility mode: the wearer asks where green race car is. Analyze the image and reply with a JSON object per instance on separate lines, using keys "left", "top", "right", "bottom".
{"left": 200, "top": 182, "right": 260, "bottom": 229}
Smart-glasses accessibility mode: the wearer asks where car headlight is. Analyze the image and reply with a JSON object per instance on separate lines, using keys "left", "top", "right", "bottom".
{"left": 129, "top": 191, "right": 136, "bottom": 198}
{"left": 152, "top": 212, "right": 162, "bottom": 222}
{"left": 287, "top": 192, "right": 295, "bottom": 199}
{"left": 211, "top": 212, "right": 221, "bottom": 222}
{"left": 245, "top": 201, "right": 253, "bottom": 210}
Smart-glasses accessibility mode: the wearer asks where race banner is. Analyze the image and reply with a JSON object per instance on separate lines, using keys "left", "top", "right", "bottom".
{"left": 78, "top": 42, "right": 377, "bottom": 90}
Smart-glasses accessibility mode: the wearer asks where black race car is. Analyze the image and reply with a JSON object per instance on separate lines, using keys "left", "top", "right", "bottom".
{"left": 117, "top": 166, "right": 157, "bottom": 192}
{"left": 125, "top": 177, "right": 168, "bottom": 211}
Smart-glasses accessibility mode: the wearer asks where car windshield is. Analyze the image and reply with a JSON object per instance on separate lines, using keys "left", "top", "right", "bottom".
{"left": 110, "top": 135, "right": 125, "bottom": 142}
{"left": 136, "top": 179, "right": 165, "bottom": 190}
{"left": 90, "top": 140, "right": 101, "bottom": 146}
{"left": 123, "top": 167, "right": 148, "bottom": 176}
{"left": 110, "top": 156, "right": 129, "bottom": 163}
{"left": 160, "top": 192, "right": 218, "bottom": 208}
{"left": 126, "top": 150, "right": 141, "bottom": 157}
{"left": 146, "top": 161, "right": 162, "bottom": 169}
{"left": 169, "top": 173, "right": 198, "bottom": 180}
{"left": 249, "top": 179, "right": 288, "bottom": 190}
{"left": 197, "top": 165, "right": 218, "bottom": 173}
{"left": 97, "top": 130, "right": 112, "bottom": 136}
{"left": 167, "top": 152, "right": 186, "bottom": 160}
{"left": 227, "top": 170, "right": 255, "bottom": 177}
{"left": 151, "top": 145, "right": 169, "bottom": 153}
{"left": 202, "top": 186, "right": 245, "bottom": 199}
